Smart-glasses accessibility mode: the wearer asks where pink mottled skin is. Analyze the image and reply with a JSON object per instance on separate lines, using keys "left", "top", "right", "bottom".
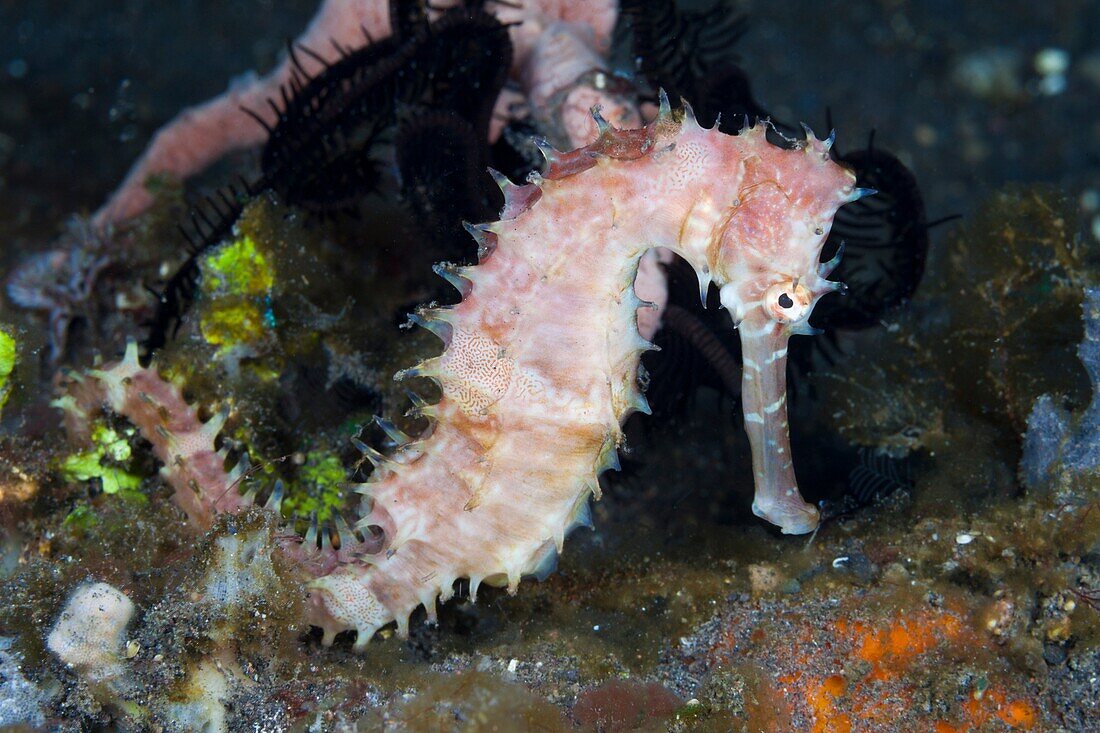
{"left": 513, "top": 17, "right": 667, "bottom": 335}
{"left": 92, "top": 0, "right": 618, "bottom": 229}
{"left": 521, "top": 21, "right": 640, "bottom": 145}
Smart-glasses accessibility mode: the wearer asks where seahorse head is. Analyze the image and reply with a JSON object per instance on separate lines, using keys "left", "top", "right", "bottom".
{"left": 706, "top": 123, "right": 862, "bottom": 534}
{"left": 709, "top": 125, "right": 858, "bottom": 325}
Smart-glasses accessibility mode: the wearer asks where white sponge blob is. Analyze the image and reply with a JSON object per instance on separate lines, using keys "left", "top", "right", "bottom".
{"left": 46, "top": 582, "right": 134, "bottom": 682}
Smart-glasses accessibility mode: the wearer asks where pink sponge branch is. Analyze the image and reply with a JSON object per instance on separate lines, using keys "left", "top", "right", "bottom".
{"left": 92, "top": 0, "right": 393, "bottom": 228}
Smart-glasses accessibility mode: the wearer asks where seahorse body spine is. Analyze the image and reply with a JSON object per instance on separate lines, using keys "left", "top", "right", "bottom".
{"left": 306, "top": 102, "right": 859, "bottom": 648}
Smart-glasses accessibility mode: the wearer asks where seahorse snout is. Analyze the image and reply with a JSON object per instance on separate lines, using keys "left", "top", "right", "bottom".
{"left": 736, "top": 310, "right": 820, "bottom": 535}
{"left": 752, "top": 491, "right": 820, "bottom": 535}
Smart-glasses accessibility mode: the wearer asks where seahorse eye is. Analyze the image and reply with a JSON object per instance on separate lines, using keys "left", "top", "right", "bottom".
{"left": 763, "top": 281, "right": 813, "bottom": 323}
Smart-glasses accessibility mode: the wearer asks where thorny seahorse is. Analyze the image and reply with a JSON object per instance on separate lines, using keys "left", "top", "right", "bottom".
{"left": 59, "top": 96, "right": 863, "bottom": 648}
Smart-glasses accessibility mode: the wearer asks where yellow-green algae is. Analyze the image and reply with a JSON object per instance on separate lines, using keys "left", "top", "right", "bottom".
{"left": 61, "top": 503, "right": 97, "bottom": 531}
{"left": 281, "top": 449, "right": 349, "bottom": 522}
{"left": 58, "top": 422, "right": 144, "bottom": 498}
{"left": 198, "top": 232, "right": 277, "bottom": 354}
{"left": 0, "top": 327, "right": 15, "bottom": 414}
{"left": 151, "top": 194, "right": 444, "bottom": 529}
{"left": 164, "top": 195, "right": 315, "bottom": 390}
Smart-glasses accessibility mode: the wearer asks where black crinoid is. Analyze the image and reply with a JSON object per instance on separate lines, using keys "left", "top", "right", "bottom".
{"left": 143, "top": 180, "right": 255, "bottom": 356}
{"left": 143, "top": 1, "right": 513, "bottom": 357}
{"left": 622, "top": 0, "right": 939, "bottom": 511}
{"left": 619, "top": 0, "right": 767, "bottom": 128}
{"left": 258, "top": 0, "right": 511, "bottom": 221}
{"left": 811, "top": 130, "right": 937, "bottom": 338}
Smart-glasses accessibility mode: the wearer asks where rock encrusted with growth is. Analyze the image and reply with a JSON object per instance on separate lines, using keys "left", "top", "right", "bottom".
{"left": 1022, "top": 287, "right": 1100, "bottom": 489}
{"left": 0, "top": 638, "right": 48, "bottom": 728}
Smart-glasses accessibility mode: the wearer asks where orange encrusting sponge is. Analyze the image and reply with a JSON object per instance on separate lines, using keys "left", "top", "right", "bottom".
{"left": 735, "top": 605, "right": 1040, "bottom": 732}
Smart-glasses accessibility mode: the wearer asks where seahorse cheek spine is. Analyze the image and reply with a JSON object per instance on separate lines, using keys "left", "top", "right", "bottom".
{"left": 305, "top": 107, "right": 858, "bottom": 646}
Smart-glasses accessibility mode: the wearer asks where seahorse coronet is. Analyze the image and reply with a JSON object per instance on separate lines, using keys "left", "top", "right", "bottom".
{"left": 59, "top": 100, "right": 857, "bottom": 648}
